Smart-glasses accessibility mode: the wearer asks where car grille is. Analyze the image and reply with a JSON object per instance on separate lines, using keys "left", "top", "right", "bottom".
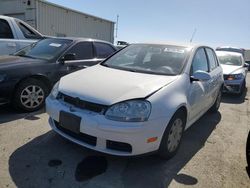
{"left": 57, "top": 92, "right": 108, "bottom": 113}
{"left": 106, "top": 140, "right": 132, "bottom": 153}
{"left": 223, "top": 75, "right": 229, "bottom": 80}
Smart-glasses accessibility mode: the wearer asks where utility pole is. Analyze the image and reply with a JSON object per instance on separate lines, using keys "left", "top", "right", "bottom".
{"left": 190, "top": 28, "right": 197, "bottom": 43}
{"left": 115, "top": 14, "right": 119, "bottom": 38}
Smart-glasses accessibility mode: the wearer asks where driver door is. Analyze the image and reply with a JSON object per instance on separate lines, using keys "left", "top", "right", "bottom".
{"left": 187, "top": 48, "right": 211, "bottom": 122}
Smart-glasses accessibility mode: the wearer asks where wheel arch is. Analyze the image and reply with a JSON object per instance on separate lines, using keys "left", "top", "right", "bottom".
{"left": 173, "top": 105, "right": 188, "bottom": 127}
{"left": 12, "top": 74, "right": 52, "bottom": 98}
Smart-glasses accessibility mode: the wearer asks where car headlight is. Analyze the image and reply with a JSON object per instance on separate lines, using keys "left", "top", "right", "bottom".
{"left": 50, "top": 81, "right": 59, "bottom": 99}
{"left": 105, "top": 100, "right": 151, "bottom": 122}
{"left": 227, "top": 73, "right": 244, "bottom": 80}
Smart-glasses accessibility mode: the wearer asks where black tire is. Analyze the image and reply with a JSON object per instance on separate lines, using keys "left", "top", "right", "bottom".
{"left": 210, "top": 89, "right": 222, "bottom": 113}
{"left": 239, "top": 79, "right": 246, "bottom": 96}
{"left": 247, "top": 131, "right": 250, "bottom": 171}
{"left": 13, "top": 78, "right": 49, "bottom": 112}
{"left": 158, "top": 109, "right": 186, "bottom": 160}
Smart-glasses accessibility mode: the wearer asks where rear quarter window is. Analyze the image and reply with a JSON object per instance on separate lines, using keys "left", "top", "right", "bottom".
{"left": 94, "top": 42, "right": 116, "bottom": 58}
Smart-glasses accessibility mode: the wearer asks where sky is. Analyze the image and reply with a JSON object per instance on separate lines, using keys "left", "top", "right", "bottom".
{"left": 47, "top": 0, "right": 250, "bottom": 49}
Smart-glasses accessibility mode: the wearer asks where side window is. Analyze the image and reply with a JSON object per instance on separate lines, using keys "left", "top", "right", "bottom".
{"left": 94, "top": 42, "right": 115, "bottom": 58}
{"left": 206, "top": 48, "right": 218, "bottom": 71}
{"left": 66, "top": 42, "right": 93, "bottom": 60}
{"left": 16, "top": 21, "right": 40, "bottom": 39}
{"left": 0, "top": 19, "right": 14, "bottom": 39}
{"left": 191, "top": 48, "right": 209, "bottom": 75}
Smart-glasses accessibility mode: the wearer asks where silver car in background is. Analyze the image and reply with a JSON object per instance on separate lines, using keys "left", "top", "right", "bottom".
{"left": 216, "top": 51, "right": 248, "bottom": 95}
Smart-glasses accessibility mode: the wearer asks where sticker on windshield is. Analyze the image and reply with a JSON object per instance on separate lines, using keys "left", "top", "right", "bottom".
{"left": 164, "top": 48, "right": 185, "bottom": 53}
{"left": 49, "top": 43, "right": 62, "bottom": 47}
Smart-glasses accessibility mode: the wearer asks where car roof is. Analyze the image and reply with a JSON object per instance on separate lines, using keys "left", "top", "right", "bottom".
{"left": 216, "top": 51, "right": 243, "bottom": 57}
{"left": 128, "top": 42, "right": 212, "bottom": 50}
{"left": 46, "top": 36, "right": 114, "bottom": 45}
{"left": 0, "top": 15, "right": 14, "bottom": 20}
{"left": 216, "top": 46, "right": 245, "bottom": 50}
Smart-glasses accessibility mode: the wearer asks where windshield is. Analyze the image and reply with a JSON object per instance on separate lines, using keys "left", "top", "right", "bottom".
{"left": 14, "top": 38, "right": 73, "bottom": 60}
{"left": 217, "top": 53, "right": 243, "bottom": 66}
{"left": 102, "top": 44, "right": 191, "bottom": 75}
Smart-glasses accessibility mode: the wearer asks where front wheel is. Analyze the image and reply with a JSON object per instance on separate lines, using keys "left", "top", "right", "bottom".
{"left": 239, "top": 79, "right": 246, "bottom": 96}
{"left": 210, "top": 89, "right": 222, "bottom": 113}
{"left": 158, "top": 110, "right": 186, "bottom": 159}
{"left": 13, "top": 78, "right": 49, "bottom": 112}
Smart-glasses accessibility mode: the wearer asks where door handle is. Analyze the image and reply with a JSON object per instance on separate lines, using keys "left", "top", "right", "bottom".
{"left": 7, "top": 43, "right": 16, "bottom": 47}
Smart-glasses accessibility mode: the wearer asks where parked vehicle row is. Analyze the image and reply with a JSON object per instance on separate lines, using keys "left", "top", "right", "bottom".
{"left": 0, "top": 37, "right": 117, "bottom": 111}
{"left": 46, "top": 43, "right": 224, "bottom": 158}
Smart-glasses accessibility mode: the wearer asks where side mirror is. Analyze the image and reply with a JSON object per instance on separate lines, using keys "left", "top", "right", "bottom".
{"left": 244, "top": 63, "right": 249, "bottom": 68}
{"left": 61, "top": 53, "right": 76, "bottom": 62}
{"left": 191, "top": 71, "right": 212, "bottom": 82}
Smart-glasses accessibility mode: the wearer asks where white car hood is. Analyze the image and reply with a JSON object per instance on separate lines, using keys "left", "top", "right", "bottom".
{"left": 221, "top": 64, "right": 244, "bottom": 75}
{"left": 59, "top": 65, "right": 178, "bottom": 105}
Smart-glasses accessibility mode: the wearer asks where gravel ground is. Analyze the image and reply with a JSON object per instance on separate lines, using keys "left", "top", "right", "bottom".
{"left": 0, "top": 75, "right": 250, "bottom": 188}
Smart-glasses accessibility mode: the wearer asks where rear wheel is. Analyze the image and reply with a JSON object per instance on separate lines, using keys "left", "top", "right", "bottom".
{"left": 158, "top": 110, "right": 186, "bottom": 159}
{"left": 13, "top": 78, "right": 49, "bottom": 112}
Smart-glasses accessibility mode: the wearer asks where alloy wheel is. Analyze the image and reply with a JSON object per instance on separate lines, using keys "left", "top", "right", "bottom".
{"left": 20, "top": 85, "right": 44, "bottom": 109}
{"left": 167, "top": 118, "right": 183, "bottom": 152}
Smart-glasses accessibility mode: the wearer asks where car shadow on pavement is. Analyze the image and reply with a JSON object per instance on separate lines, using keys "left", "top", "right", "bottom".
{"left": 0, "top": 104, "right": 45, "bottom": 124}
{"left": 8, "top": 112, "right": 221, "bottom": 188}
{"left": 221, "top": 88, "right": 248, "bottom": 104}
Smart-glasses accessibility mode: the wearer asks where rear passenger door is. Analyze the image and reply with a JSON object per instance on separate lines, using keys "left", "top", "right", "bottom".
{"left": 205, "top": 48, "right": 221, "bottom": 105}
{"left": 93, "top": 42, "right": 116, "bottom": 61}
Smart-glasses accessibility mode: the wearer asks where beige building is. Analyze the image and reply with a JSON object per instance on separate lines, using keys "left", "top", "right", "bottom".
{"left": 0, "top": 0, "right": 115, "bottom": 43}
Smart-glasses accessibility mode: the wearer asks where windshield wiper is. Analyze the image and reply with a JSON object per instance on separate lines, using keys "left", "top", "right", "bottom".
{"left": 16, "top": 54, "right": 36, "bottom": 59}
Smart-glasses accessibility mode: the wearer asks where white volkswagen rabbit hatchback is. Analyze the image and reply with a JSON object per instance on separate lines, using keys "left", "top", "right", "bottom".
{"left": 46, "top": 43, "right": 223, "bottom": 159}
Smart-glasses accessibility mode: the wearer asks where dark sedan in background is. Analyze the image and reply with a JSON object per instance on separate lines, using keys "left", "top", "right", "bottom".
{"left": 0, "top": 37, "right": 117, "bottom": 111}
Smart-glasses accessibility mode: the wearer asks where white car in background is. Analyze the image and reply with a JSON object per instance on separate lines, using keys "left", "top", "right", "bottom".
{"left": 0, "top": 15, "right": 44, "bottom": 55}
{"left": 46, "top": 43, "right": 224, "bottom": 159}
{"left": 216, "top": 51, "right": 248, "bottom": 95}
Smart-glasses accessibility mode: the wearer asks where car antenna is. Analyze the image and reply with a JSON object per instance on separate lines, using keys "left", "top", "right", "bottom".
{"left": 190, "top": 28, "right": 197, "bottom": 43}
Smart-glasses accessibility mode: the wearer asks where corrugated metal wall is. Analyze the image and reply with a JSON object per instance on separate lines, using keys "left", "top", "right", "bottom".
{"left": 0, "top": 0, "right": 114, "bottom": 43}
{"left": 0, "top": 0, "right": 36, "bottom": 28}
{"left": 37, "top": 1, "right": 114, "bottom": 43}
